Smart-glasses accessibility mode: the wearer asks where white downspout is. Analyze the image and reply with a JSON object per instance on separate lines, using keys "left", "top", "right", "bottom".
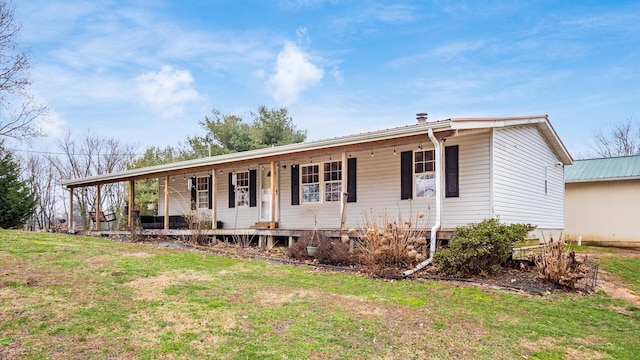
{"left": 403, "top": 128, "right": 442, "bottom": 277}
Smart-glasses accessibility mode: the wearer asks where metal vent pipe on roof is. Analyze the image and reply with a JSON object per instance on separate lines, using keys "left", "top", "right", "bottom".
{"left": 416, "top": 113, "right": 428, "bottom": 123}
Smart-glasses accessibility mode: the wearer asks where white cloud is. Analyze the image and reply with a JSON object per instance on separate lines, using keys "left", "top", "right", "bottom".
{"left": 332, "top": 66, "right": 343, "bottom": 85}
{"left": 267, "top": 42, "right": 324, "bottom": 105}
{"left": 135, "top": 66, "right": 201, "bottom": 117}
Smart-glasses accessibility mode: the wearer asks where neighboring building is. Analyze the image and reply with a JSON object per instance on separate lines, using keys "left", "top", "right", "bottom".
{"left": 565, "top": 155, "right": 640, "bottom": 247}
{"left": 60, "top": 115, "right": 572, "bottom": 243}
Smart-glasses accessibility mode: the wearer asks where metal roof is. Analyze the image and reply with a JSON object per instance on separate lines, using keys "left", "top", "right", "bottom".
{"left": 565, "top": 155, "right": 640, "bottom": 183}
{"left": 60, "top": 119, "right": 454, "bottom": 188}
{"left": 59, "top": 115, "right": 572, "bottom": 188}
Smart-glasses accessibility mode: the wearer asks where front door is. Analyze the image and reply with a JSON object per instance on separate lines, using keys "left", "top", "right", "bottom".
{"left": 260, "top": 166, "right": 271, "bottom": 221}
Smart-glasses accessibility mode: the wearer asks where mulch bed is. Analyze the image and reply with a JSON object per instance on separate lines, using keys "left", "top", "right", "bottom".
{"left": 135, "top": 238, "right": 579, "bottom": 296}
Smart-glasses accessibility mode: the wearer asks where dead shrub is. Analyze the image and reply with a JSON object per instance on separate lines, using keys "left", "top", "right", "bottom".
{"left": 316, "top": 238, "right": 354, "bottom": 266}
{"left": 354, "top": 211, "right": 429, "bottom": 268}
{"left": 288, "top": 234, "right": 312, "bottom": 261}
{"left": 530, "top": 236, "right": 591, "bottom": 289}
{"left": 231, "top": 233, "right": 255, "bottom": 249}
{"left": 183, "top": 211, "right": 210, "bottom": 245}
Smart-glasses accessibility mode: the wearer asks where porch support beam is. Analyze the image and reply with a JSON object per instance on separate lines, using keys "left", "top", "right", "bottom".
{"left": 96, "top": 185, "right": 101, "bottom": 231}
{"left": 212, "top": 168, "right": 217, "bottom": 229}
{"left": 68, "top": 188, "right": 74, "bottom": 231}
{"left": 128, "top": 180, "right": 135, "bottom": 227}
{"left": 270, "top": 160, "right": 276, "bottom": 229}
{"left": 164, "top": 175, "right": 169, "bottom": 230}
{"left": 340, "top": 151, "right": 347, "bottom": 231}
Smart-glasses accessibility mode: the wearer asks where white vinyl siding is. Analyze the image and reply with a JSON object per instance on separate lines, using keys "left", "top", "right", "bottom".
{"left": 279, "top": 134, "right": 492, "bottom": 230}
{"left": 441, "top": 131, "right": 492, "bottom": 228}
{"left": 216, "top": 169, "right": 258, "bottom": 229}
{"left": 158, "top": 173, "right": 212, "bottom": 216}
{"left": 279, "top": 148, "right": 436, "bottom": 230}
{"left": 492, "top": 125, "right": 565, "bottom": 231}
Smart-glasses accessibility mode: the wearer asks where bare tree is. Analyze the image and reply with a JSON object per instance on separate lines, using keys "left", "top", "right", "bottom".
{"left": 22, "top": 153, "right": 62, "bottom": 231}
{"left": 48, "top": 131, "right": 137, "bottom": 230}
{"left": 0, "top": 1, "right": 47, "bottom": 140}
{"left": 592, "top": 117, "right": 640, "bottom": 158}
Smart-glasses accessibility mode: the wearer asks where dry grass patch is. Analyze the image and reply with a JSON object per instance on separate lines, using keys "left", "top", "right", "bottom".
{"left": 128, "top": 308, "right": 229, "bottom": 353}
{"left": 125, "top": 270, "right": 215, "bottom": 301}
{"left": 519, "top": 336, "right": 608, "bottom": 360}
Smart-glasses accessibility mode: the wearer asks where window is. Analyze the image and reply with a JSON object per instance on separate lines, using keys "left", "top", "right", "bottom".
{"left": 300, "top": 161, "right": 343, "bottom": 203}
{"left": 415, "top": 150, "right": 435, "bottom": 197}
{"left": 196, "top": 177, "right": 209, "bottom": 209}
{"left": 324, "top": 161, "right": 342, "bottom": 202}
{"left": 301, "top": 165, "right": 320, "bottom": 203}
{"left": 236, "top": 171, "right": 249, "bottom": 207}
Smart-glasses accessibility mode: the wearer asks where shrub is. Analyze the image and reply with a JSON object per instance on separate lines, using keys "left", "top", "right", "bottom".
{"left": 530, "top": 236, "right": 591, "bottom": 289}
{"left": 288, "top": 234, "right": 312, "bottom": 261}
{"left": 316, "top": 238, "right": 354, "bottom": 266}
{"left": 434, "top": 219, "right": 535, "bottom": 277}
{"left": 355, "top": 211, "right": 429, "bottom": 268}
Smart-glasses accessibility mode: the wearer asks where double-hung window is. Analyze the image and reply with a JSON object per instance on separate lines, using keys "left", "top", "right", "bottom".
{"left": 415, "top": 150, "right": 435, "bottom": 197}
{"left": 301, "top": 165, "right": 320, "bottom": 203}
{"left": 235, "top": 171, "right": 250, "bottom": 207}
{"left": 196, "top": 177, "right": 209, "bottom": 209}
{"left": 301, "top": 161, "right": 342, "bottom": 203}
{"left": 324, "top": 161, "right": 342, "bottom": 202}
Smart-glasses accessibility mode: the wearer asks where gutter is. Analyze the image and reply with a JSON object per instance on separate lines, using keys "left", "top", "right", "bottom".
{"left": 403, "top": 128, "right": 442, "bottom": 277}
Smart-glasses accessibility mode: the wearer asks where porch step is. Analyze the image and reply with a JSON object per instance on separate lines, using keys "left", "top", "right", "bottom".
{"left": 250, "top": 222, "right": 278, "bottom": 229}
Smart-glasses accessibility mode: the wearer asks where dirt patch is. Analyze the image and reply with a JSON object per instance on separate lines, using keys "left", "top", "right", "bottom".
{"left": 125, "top": 270, "right": 215, "bottom": 301}
{"left": 121, "top": 252, "right": 153, "bottom": 258}
{"left": 597, "top": 270, "right": 640, "bottom": 307}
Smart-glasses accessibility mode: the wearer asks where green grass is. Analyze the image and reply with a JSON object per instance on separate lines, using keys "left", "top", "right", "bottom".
{"left": 1, "top": 230, "right": 639, "bottom": 359}
{"left": 565, "top": 245, "right": 620, "bottom": 254}
{"left": 600, "top": 256, "right": 640, "bottom": 293}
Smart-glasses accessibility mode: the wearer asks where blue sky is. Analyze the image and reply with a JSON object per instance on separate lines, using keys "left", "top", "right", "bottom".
{"left": 17, "top": 0, "right": 640, "bottom": 157}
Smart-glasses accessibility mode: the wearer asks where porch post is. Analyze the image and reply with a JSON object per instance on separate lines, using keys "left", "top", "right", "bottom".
{"left": 164, "top": 175, "right": 169, "bottom": 230}
{"left": 340, "top": 151, "right": 348, "bottom": 231}
{"left": 128, "top": 180, "right": 135, "bottom": 227}
{"left": 68, "top": 187, "right": 74, "bottom": 231}
{"left": 96, "top": 185, "right": 101, "bottom": 231}
{"left": 270, "top": 160, "right": 276, "bottom": 229}
{"left": 212, "top": 169, "right": 217, "bottom": 229}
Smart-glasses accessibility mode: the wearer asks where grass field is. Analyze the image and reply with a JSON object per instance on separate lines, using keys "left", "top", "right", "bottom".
{"left": 1, "top": 230, "right": 639, "bottom": 359}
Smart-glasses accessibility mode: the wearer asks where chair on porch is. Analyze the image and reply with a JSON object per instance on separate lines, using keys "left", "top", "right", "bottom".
{"left": 89, "top": 210, "right": 117, "bottom": 230}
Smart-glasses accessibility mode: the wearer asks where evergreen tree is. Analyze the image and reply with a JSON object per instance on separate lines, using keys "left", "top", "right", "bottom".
{"left": 188, "top": 106, "right": 307, "bottom": 156}
{"left": 0, "top": 141, "right": 37, "bottom": 228}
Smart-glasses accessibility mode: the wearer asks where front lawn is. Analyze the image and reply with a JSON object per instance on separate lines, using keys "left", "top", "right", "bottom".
{"left": 1, "top": 230, "right": 639, "bottom": 359}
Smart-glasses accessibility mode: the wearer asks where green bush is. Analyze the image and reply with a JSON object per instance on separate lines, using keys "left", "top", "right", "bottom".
{"left": 433, "top": 219, "right": 535, "bottom": 277}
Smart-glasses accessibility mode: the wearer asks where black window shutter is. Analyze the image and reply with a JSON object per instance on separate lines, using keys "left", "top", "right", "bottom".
{"left": 400, "top": 151, "right": 413, "bottom": 200}
{"left": 445, "top": 145, "right": 459, "bottom": 198}
{"left": 347, "top": 158, "right": 357, "bottom": 203}
{"left": 228, "top": 172, "right": 235, "bottom": 208}
{"left": 190, "top": 176, "right": 197, "bottom": 210}
{"left": 208, "top": 175, "right": 213, "bottom": 209}
{"left": 291, "top": 165, "right": 300, "bottom": 205}
{"left": 249, "top": 169, "right": 257, "bottom": 207}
